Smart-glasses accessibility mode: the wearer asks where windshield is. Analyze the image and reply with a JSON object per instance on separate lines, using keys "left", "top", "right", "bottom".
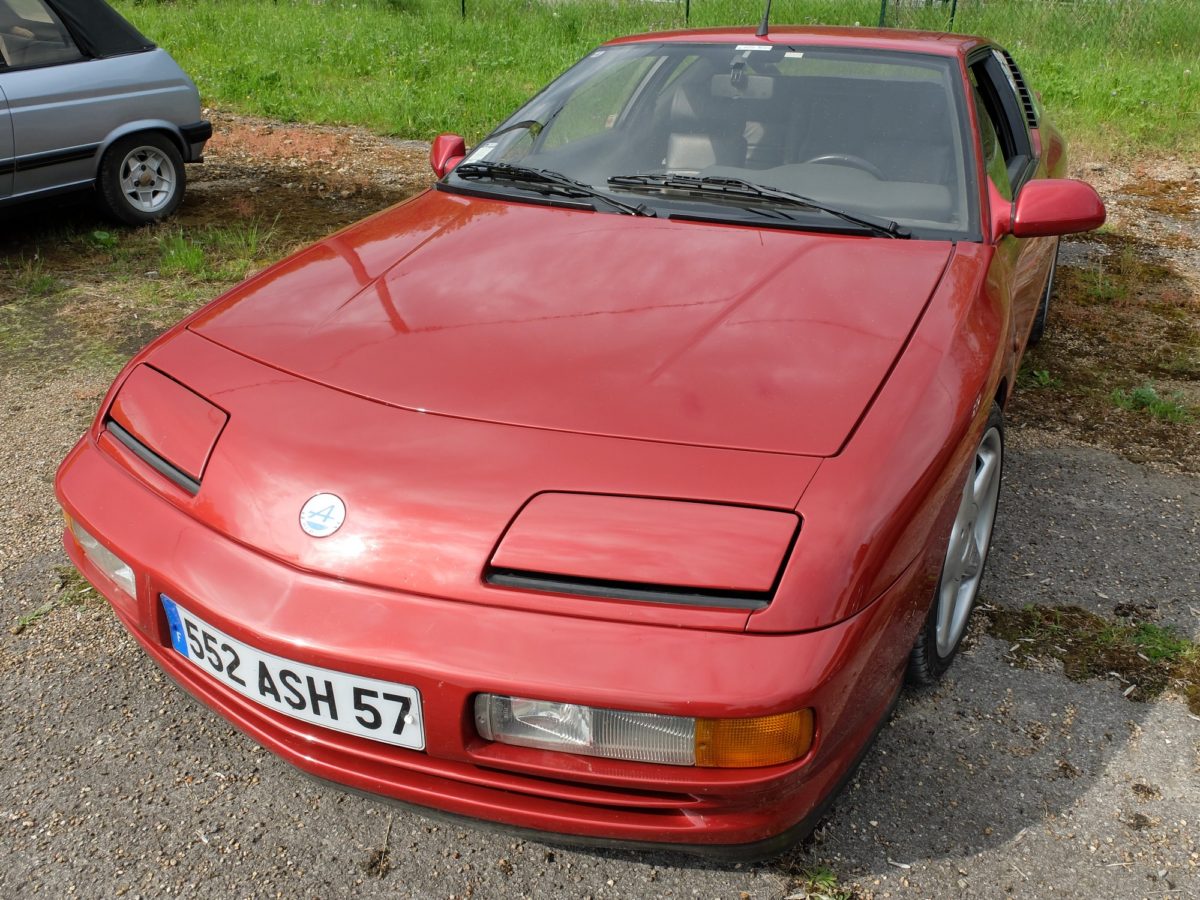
{"left": 445, "top": 42, "right": 978, "bottom": 240}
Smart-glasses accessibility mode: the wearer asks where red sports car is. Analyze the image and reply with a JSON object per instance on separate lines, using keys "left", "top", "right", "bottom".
{"left": 56, "top": 26, "right": 1104, "bottom": 857}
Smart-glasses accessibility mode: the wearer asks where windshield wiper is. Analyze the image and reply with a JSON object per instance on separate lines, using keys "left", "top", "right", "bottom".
{"left": 607, "top": 173, "right": 909, "bottom": 238}
{"left": 455, "top": 162, "right": 656, "bottom": 217}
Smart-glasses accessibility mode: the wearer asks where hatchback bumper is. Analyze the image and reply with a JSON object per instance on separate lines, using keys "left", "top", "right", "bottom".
{"left": 179, "top": 120, "right": 212, "bottom": 162}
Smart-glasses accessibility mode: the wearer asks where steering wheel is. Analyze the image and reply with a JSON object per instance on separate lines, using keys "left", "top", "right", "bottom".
{"left": 802, "top": 154, "right": 885, "bottom": 180}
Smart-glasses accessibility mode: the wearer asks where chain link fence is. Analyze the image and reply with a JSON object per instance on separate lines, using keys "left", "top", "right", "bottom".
{"left": 879, "top": 0, "right": 1198, "bottom": 51}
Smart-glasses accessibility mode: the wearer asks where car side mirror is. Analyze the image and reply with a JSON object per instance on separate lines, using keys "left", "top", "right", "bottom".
{"left": 1010, "top": 179, "right": 1106, "bottom": 238}
{"left": 430, "top": 134, "right": 467, "bottom": 179}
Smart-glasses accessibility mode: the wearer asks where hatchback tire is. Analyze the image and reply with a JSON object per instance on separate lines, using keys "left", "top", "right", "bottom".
{"left": 97, "top": 133, "right": 186, "bottom": 225}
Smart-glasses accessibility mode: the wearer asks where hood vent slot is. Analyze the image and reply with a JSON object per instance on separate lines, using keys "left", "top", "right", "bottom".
{"left": 485, "top": 568, "right": 773, "bottom": 611}
{"left": 105, "top": 421, "right": 201, "bottom": 495}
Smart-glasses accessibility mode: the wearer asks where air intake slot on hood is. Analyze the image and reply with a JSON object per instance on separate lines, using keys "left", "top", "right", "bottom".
{"left": 105, "top": 421, "right": 201, "bottom": 495}
{"left": 485, "top": 568, "right": 773, "bottom": 610}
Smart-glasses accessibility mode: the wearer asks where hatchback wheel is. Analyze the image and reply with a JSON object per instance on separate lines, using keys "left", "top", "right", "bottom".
{"left": 97, "top": 133, "right": 186, "bottom": 225}
{"left": 908, "top": 404, "right": 1004, "bottom": 684}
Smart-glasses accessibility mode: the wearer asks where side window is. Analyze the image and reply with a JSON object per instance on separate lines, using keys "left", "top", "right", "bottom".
{"left": 0, "top": 0, "right": 83, "bottom": 69}
{"left": 969, "top": 53, "right": 1032, "bottom": 193}
{"left": 971, "top": 81, "right": 1012, "bottom": 200}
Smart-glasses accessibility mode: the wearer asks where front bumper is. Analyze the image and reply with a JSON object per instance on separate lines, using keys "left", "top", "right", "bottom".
{"left": 56, "top": 431, "right": 918, "bottom": 854}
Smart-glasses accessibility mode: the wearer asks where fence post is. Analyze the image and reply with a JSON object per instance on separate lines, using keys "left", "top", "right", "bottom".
{"left": 878, "top": 0, "right": 888, "bottom": 28}
{"left": 461, "top": 0, "right": 466, "bottom": 19}
{"left": 685, "top": 0, "right": 691, "bottom": 25}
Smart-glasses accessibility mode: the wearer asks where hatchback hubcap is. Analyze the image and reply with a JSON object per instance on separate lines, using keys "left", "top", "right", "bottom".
{"left": 935, "top": 426, "right": 1002, "bottom": 657}
{"left": 119, "top": 146, "right": 176, "bottom": 212}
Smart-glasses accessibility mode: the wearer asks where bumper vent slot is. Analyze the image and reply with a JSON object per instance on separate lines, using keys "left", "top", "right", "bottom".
{"left": 485, "top": 568, "right": 772, "bottom": 611}
{"left": 106, "top": 421, "right": 201, "bottom": 495}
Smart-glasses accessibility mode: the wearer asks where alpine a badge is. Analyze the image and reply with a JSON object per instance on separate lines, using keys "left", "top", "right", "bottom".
{"left": 300, "top": 493, "right": 346, "bottom": 537}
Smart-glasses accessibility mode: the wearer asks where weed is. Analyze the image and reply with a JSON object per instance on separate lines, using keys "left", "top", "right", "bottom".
{"left": 207, "top": 217, "right": 277, "bottom": 259}
{"left": 203, "top": 218, "right": 280, "bottom": 279}
{"left": 10, "top": 566, "right": 100, "bottom": 635}
{"left": 1111, "top": 383, "right": 1193, "bottom": 423}
{"left": 11, "top": 257, "right": 63, "bottom": 298}
{"left": 1152, "top": 347, "right": 1200, "bottom": 378}
{"left": 1021, "top": 367, "right": 1062, "bottom": 389}
{"left": 986, "top": 605, "right": 1200, "bottom": 713}
{"left": 1077, "top": 267, "right": 1126, "bottom": 303}
{"left": 158, "top": 231, "right": 210, "bottom": 278}
{"left": 89, "top": 230, "right": 120, "bottom": 251}
{"left": 788, "top": 866, "right": 857, "bottom": 900}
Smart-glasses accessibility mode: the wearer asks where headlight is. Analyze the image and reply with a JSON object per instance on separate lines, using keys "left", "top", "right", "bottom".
{"left": 65, "top": 514, "right": 136, "bottom": 597}
{"left": 474, "top": 694, "right": 813, "bottom": 768}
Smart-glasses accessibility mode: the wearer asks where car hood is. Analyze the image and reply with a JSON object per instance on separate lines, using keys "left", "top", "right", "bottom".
{"left": 191, "top": 190, "right": 953, "bottom": 456}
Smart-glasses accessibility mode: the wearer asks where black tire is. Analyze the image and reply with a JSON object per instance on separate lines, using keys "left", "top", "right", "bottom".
{"left": 907, "top": 404, "right": 1005, "bottom": 685}
{"left": 96, "top": 133, "right": 186, "bottom": 225}
{"left": 1026, "top": 242, "right": 1058, "bottom": 347}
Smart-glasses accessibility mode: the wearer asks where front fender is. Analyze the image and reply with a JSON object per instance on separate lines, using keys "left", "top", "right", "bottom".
{"left": 749, "top": 243, "right": 1005, "bottom": 634}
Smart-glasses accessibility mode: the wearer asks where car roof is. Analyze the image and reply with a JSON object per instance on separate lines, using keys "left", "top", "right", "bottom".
{"left": 48, "top": 0, "right": 155, "bottom": 58}
{"left": 605, "top": 26, "right": 990, "bottom": 59}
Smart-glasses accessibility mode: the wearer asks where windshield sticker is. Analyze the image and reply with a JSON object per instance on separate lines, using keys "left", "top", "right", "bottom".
{"left": 464, "top": 141, "right": 498, "bottom": 163}
{"left": 735, "top": 44, "right": 771, "bottom": 51}
{"left": 784, "top": 51, "right": 805, "bottom": 59}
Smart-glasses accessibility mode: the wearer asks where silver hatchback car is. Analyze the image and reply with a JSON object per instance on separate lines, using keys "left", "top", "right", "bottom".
{"left": 0, "top": 0, "right": 209, "bottom": 223}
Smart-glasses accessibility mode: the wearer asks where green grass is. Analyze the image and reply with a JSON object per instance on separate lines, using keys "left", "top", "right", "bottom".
{"left": 0, "top": 215, "right": 286, "bottom": 379}
{"left": 1131, "top": 622, "right": 1193, "bottom": 663}
{"left": 156, "top": 221, "right": 281, "bottom": 280}
{"left": 158, "top": 230, "right": 209, "bottom": 278}
{"left": 113, "top": 0, "right": 1200, "bottom": 154}
{"left": 1111, "top": 383, "right": 1194, "bottom": 423}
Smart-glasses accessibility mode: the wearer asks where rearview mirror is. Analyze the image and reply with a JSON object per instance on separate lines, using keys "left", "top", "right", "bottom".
{"left": 430, "top": 134, "right": 467, "bottom": 179}
{"left": 1011, "top": 179, "right": 1106, "bottom": 238}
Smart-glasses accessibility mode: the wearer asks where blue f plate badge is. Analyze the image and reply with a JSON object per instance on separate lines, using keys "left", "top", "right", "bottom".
{"left": 300, "top": 493, "right": 345, "bottom": 537}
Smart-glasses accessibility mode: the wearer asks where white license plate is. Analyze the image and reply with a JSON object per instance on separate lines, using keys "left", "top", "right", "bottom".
{"left": 161, "top": 595, "right": 424, "bottom": 750}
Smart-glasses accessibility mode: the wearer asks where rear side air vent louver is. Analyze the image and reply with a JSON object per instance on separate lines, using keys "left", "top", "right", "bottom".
{"left": 1000, "top": 49, "right": 1039, "bottom": 130}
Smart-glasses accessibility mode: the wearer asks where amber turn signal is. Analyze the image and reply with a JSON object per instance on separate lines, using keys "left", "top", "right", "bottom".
{"left": 694, "top": 709, "right": 815, "bottom": 768}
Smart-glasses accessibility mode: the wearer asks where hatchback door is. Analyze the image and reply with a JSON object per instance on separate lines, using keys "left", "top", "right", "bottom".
{"left": 0, "top": 0, "right": 100, "bottom": 197}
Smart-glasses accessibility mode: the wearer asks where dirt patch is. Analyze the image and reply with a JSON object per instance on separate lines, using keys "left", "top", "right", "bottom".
{"left": 1118, "top": 176, "right": 1200, "bottom": 218}
{"left": 1011, "top": 209, "right": 1200, "bottom": 472}
{"left": 0, "top": 111, "right": 432, "bottom": 380}
{"left": 182, "top": 109, "right": 432, "bottom": 234}
{"left": 986, "top": 604, "right": 1200, "bottom": 714}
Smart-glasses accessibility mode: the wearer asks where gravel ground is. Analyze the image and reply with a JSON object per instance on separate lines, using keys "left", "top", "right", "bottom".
{"left": 1, "top": 117, "right": 1197, "bottom": 899}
